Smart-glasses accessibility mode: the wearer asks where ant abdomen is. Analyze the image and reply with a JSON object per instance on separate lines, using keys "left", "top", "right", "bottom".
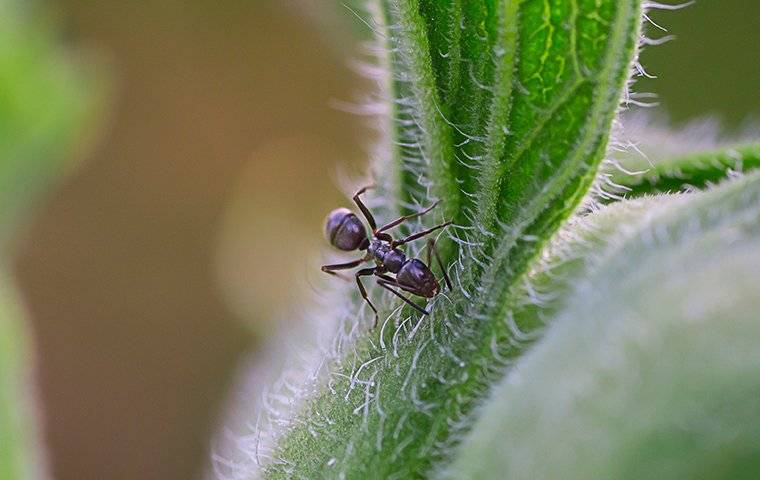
{"left": 397, "top": 259, "right": 439, "bottom": 298}
{"left": 325, "top": 208, "right": 368, "bottom": 251}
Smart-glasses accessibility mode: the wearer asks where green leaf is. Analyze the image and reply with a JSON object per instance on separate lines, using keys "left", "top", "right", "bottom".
{"left": 0, "top": 0, "right": 105, "bottom": 246}
{"left": 258, "top": 1, "right": 643, "bottom": 478}
{"left": 0, "top": 273, "right": 46, "bottom": 480}
{"left": 443, "top": 171, "right": 760, "bottom": 480}
{"left": 612, "top": 143, "right": 760, "bottom": 198}
{"left": 0, "top": 1, "right": 104, "bottom": 477}
{"left": 501, "top": 193, "right": 682, "bottom": 334}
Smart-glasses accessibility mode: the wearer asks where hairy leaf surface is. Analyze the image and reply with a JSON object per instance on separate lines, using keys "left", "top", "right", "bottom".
{"left": 613, "top": 143, "right": 760, "bottom": 198}
{"left": 261, "top": 1, "right": 642, "bottom": 478}
{"left": 444, "top": 172, "right": 760, "bottom": 479}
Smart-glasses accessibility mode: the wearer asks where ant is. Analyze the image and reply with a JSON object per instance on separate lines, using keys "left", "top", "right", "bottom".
{"left": 322, "top": 186, "right": 452, "bottom": 326}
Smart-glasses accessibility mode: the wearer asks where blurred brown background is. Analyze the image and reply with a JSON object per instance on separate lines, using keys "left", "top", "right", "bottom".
{"left": 14, "top": 2, "right": 368, "bottom": 479}
{"left": 10, "top": 1, "right": 760, "bottom": 480}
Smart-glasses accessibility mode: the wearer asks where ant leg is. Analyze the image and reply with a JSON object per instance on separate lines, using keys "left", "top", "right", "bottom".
{"left": 375, "top": 272, "right": 397, "bottom": 283}
{"left": 376, "top": 278, "right": 429, "bottom": 316}
{"left": 426, "top": 239, "right": 452, "bottom": 291}
{"left": 352, "top": 185, "right": 377, "bottom": 231}
{"left": 356, "top": 267, "right": 379, "bottom": 326}
{"left": 376, "top": 201, "right": 439, "bottom": 234}
{"left": 321, "top": 258, "right": 367, "bottom": 280}
{"left": 392, "top": 221, "right": 453, "bottom": 247}
{"left": 322, "top": 258, "right": 366, "bottom": 272}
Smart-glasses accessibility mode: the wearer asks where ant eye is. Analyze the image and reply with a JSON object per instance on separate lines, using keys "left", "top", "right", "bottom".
{"left": 325, "top": 208, "right": 367, "bottom": 251}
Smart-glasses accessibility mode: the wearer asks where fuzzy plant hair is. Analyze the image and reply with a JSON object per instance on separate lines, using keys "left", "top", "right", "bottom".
{"left": 210, "top": 1, "right": 760, "bottom": 479}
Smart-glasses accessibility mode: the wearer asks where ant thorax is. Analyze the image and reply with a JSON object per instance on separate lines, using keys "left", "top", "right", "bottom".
{"left": 367, "top": 238, "right": 406, "bottom": 273}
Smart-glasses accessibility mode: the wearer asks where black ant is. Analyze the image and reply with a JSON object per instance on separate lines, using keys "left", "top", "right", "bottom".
{"left": 322, "top": 186, "right": 452, "bottom": 326}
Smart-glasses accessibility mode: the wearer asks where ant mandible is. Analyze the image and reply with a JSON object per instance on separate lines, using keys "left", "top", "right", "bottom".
{"left": 322, "top": 186, "right": 452, "bottom": 326}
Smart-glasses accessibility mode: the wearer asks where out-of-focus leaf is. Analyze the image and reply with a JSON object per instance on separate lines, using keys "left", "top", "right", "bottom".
{"left": 0, "top": 0, "right": 105, "bottom": 246}
{"left": 0, "top": 1, "right": 104, "bottom": 477}
{"left": 0, "top": 273, "right": 47, "bottom": 480}
{"left": 443, "top": 171, "right": 760, "bottom": 480}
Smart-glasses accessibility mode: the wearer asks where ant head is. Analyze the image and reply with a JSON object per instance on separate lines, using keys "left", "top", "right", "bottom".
{"left": 325, "top": 208, "right": 369, "bottom": 251}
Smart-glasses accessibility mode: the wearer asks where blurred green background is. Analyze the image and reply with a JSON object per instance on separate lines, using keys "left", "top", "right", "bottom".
{"left": 5, "top": 1, "right": 759, "bottom": 479}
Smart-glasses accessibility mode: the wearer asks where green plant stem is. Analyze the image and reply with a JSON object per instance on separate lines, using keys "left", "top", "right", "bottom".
{"left": 614, "top": 143, "right": 760, "bottom": 197}
{"left": 261, "top": 1, "right": 642, "bottom": 478}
